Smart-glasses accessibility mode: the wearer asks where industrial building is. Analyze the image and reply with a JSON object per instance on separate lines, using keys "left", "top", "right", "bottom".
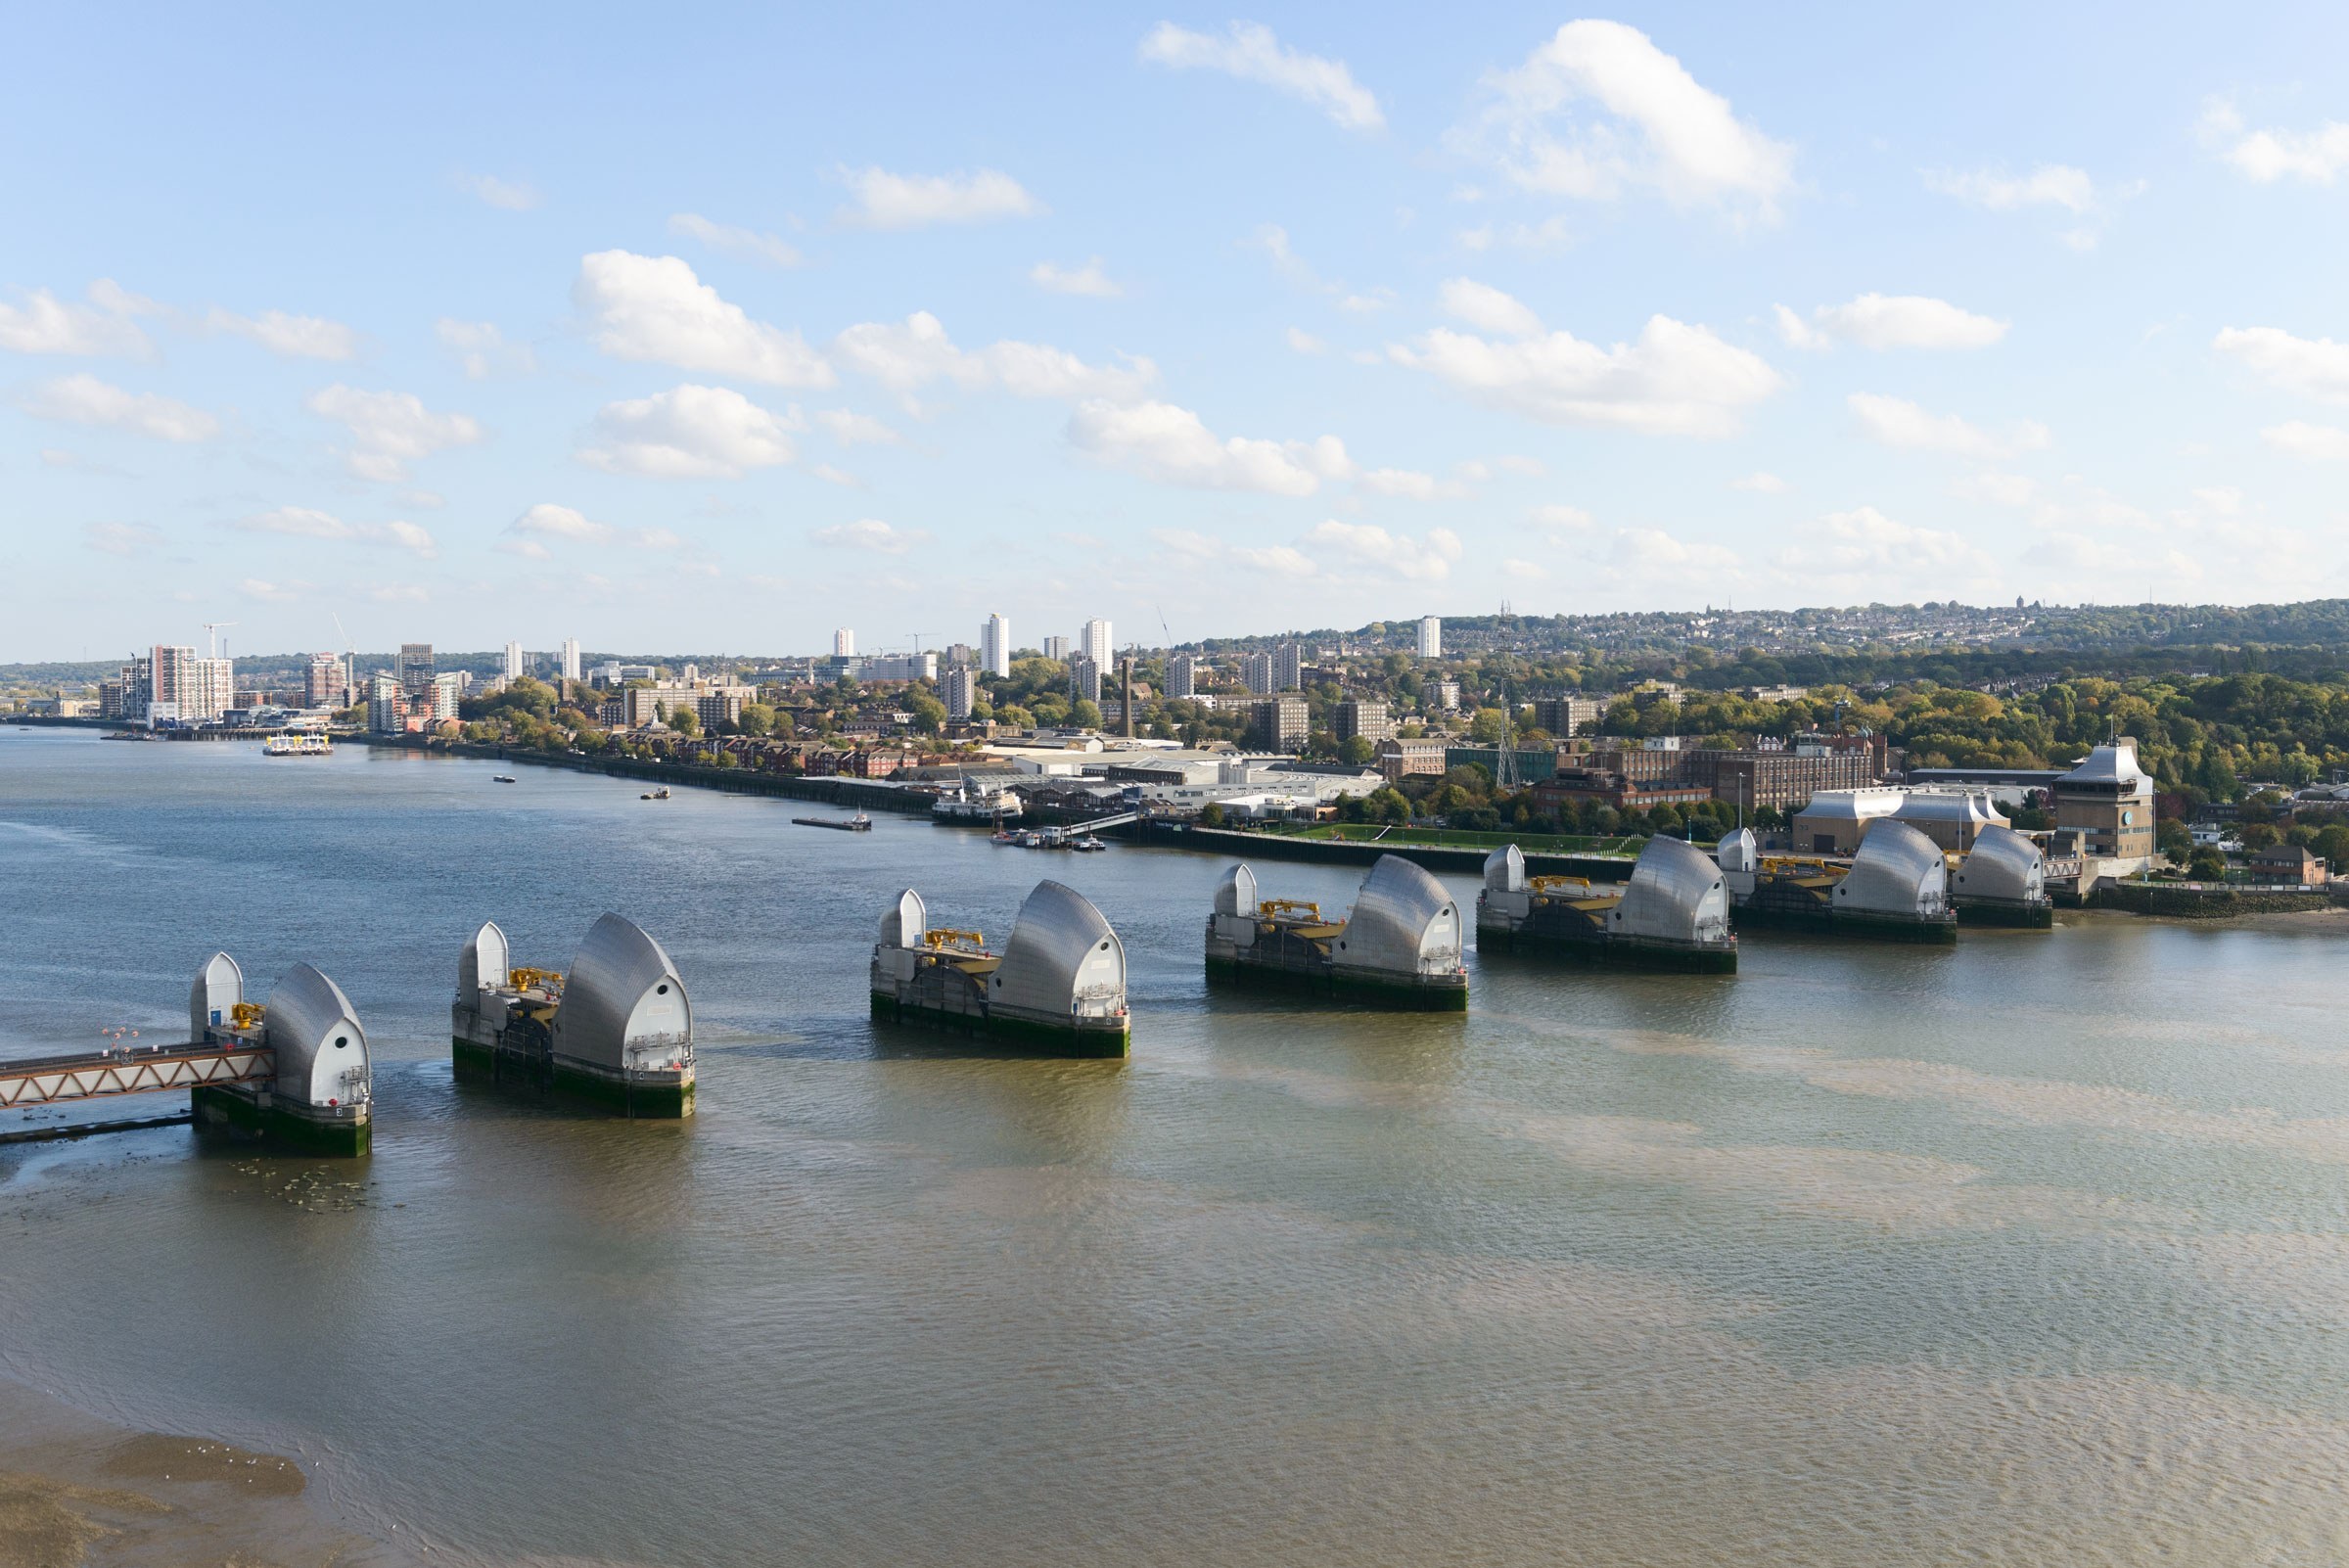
{"left": 1375, "top": 737, "right": 1447, "bottom": 780}
{"left": 869, "top": 881, "right": 1129, "bottom": 1055}
{"left": 1206, "top": 856, "right": 1467, "bottom": 1008}
{"left": 1478, "top": 837, "right": 1735, "bottom": 971}
{"left": 1717, "top": 822, "right": 1958, "bottom": 942}
{"left": 1791, "top": 788, "right": 2007, "bottom": 854}
{"left": 188, "top": 952, "right": 372, "bottom": 1155}
{"left": 452, "top": 914, "right": 696, "bottom": 1116}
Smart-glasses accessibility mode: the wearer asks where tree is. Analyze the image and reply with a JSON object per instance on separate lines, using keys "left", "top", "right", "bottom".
{"left": 997, "top": 704, "right": 1036, "bottom": 730}
{"left": 907, "top": 691, "right": 946, "bottom": 736}
{"left": 2187, "top": 847, "right": 2229, "bottom": 881}
{"left": 738, "top": 703, "right": 774, "bottom": 737}
{"left": 668, "top": 706, "right": 701, "bottom": 737}
{"left": 1200, "top": 803, "right": 1226, "bottom": 828}
{"left": 1071, "top": 698, "right": 1103, "bottom": 729}
{"left": 2155, "top": 818, "right": 2193, "bottom": 862}
{"left": 1340, "top": 734, "right": 1377, "bottom": 766}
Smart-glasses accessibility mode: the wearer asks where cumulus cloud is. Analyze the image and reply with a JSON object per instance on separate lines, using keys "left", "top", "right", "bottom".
{"left": 462, "top": 172, "right": 541, "bottom": 210}
{"left": 832, "top": 310, "right": 1153, "bottom": 403}
{"left": 1066, "top": 398, "right": 1354, "bottom": 495}
{"left": 0, "top": 280, "right": 161, "bottom": 357}
{"left": 1303, "top": 519, "right": 1463, "bottom": 579}
{"left": 2201, "top": 100, "right": 2349, "bottom": 185}
{"left": 817, "top": 408, "right": 900, "bottom": 445}
{"left": 2264, "top": 421, "right": 2349, "bottom": 461}
{"left": 1927, "top": 164, "right": 2098, "bottom": 213}
{"left": 1439, "top": 277, "right": 1543, "bottom": 337}
{"left": 1457, "top": 215, "right": 1576, "bottom": 254}
{"left": 1730, "top": 471, "right": 1788, "bottom": 492}
{"left": 435, "top": 318, "right": 536, "bottom": 379}
{"left": 1454, "top": 21, "right": 1793, "bottom": 218}
{"left": 574, "top": 251, "right": 834, "bottom": 388}
{"left": 1778, "top": 505, "right": 1997, "bottom": 593}
{"left": 1389, "top": 314, "right": 1782, "bottom": 436}
{"left": 1285, "top": 327, "right": 1327, "bottom": 355}
{"left": 1030, "top": 257, "right": 1124, "bottom": 298}
{"left": 228, "top": 506, "right": 438, "bottom": 558}
{"left": 205, "top": 306, "right": 359, "bottom": 360}
{"left": 812, "top": 518, "right": 928, "bottom": 554}
{"left": 18, "top": 373, "right": 216, "bottom": 441}
{"left": 82, "top": 521, "right": 162, "bottom": 556}
{"left": 668, "top": 212, "right": 803, "bottom": 267}
{"left": 304, "top": 384, "right": 483, "bottom": 482}
{"left": 1138, "top": 22, "right": 1384, "bottom": 133}
{"left": 1357, "top": 468, "right": 1447, "bottom": 500}
{"left": 1848, "top": 392, "right": 2050, "bottom": 457}
{"left": 498, "top": 503, "right": 680, "bottom": 556}
{"left": 1774, "top": 294, "right": 2007, "bottom": 351}
{"left": 577, "top": 384, "right": 799, "bottom": 479}
{"left": 835, "top": 166, "right": 1041, "bottom": 229}
{"left": 2213, "top": 326, "right": 2349, "bottom": 401}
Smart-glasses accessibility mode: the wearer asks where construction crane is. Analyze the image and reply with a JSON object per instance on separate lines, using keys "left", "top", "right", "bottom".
{"left": 331, "top": 612, "right": 361, "bottom": 706}
{"left": 906, "top": 631, "right": 936, "bottom": 656}
{"left": 203, "top": 621, "right": 237, "bottom": 659}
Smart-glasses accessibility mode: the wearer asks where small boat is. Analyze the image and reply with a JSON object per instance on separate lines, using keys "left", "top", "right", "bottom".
{"left": 793, "top": 813, "right": 872, "bottom": 832}
{"left": 493, "top": 774, "right": 518, "bottom": 783}
{"left": 1071, "top": 835, "right": 1108, "bottom": 853}
{"left": 641, "top": 786, "right": 672, "bottom": 801}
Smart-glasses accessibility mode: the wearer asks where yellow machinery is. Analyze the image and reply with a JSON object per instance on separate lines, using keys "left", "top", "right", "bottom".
{"left": 508, "top": 966, "right": 564, "bottom": 993}
{"left": 923, "top": 928, "right": 988, "bottom": 953}
{"left": 1260, "top": 899, "right": 1324, "bottom": 922}
{"left": 229, "top": 1001, "right": 266, "bottom": 1031}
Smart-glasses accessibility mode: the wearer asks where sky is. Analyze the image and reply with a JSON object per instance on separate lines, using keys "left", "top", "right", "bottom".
{"left": 5, "top": 4, "right": 2349, "bottom": 664}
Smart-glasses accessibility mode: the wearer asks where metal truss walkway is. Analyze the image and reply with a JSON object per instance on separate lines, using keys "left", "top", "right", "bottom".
{"left": 0, "top": 1041, "right": 273, "bottom": 1108}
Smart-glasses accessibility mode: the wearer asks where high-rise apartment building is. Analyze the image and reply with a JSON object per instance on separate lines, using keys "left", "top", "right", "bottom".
{"left": 982, "top": 613, "right": 1011, "bottom": 678}
{"left": 1069, "top": 655, "right": 1102, "bottom": 704}
{"left": 1242, "top": 651, "right": 1274, "bottom": 696}
{"left": 1273, "top": 642, "right": 1303, "bottom": 691}
{"left": 1416, "top": 616, "right": 1442, "bottom": 658}
{"left": 431, "top": 672, "right": 465, "bottom": 721}
{"left": 833, "top": 628, "right": 855, "bottom": 658}
{"left": 1043, "top": 635, "right": 1072, "bottom": 662}
{"left": 368, "top": 673, "right": 405, "bottom": 733}
{"left": 1251, "top": 696, "right": 1309, "bottom": 753}
{"left": 1167, "top": 654, "right": 1196, "bottom": 699}
{"left": 944, "top": 665, "right": 979, "bottom": 720}
{"left": 144, "top": 645, "right": 232, "bottom": 725}
{"left": 1333, "top": 698, "right": 1393, "bottom": 745}
{"left": 1081, "top": 618, "right": 1112, "bottom": 668}
{"left": 502, "top": 641, "right": 525, "bottom": 680}
{"left": 398, "top": 643, "right": 436, "bottom": 699}
{"left": 561, "top": 638, "right": 581, "bottom": 681}
{"left": 304, "top": 653, "right": 348, "bottom": 709}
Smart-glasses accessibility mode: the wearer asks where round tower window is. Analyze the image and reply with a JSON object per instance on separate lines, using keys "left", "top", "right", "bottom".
{"left": 334, "top": 1036, "right": 348, "bottom": 1048}
{"left": 658, "top": 984, "right": 669, "bottom": 994}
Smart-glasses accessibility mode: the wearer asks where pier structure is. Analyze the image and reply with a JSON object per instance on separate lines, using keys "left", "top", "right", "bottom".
{"left": 869, "top": 880, "right": 1130, "bottom": 1055}
{"left": 1951, "top": 825, "right": 2053, "bottom": 927}
{"left": 1718, "top": 822, "right": 1958, "bottom": 943}
{"left": 1478, "top": 837, "right": 1736, "bottom": 972}
{"left": 451, "top": 913, "right": 695, "bottom": 1116}
{"left": 1, "top": 952, "right": 371, "bottom": 1154}
{"left": 1206, "top": 853, "right": 1469, "bottom": 1008}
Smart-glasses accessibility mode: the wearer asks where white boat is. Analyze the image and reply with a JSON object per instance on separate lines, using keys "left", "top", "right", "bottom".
{"left": 262, "top": 732, "right": 334, "bottom": 758}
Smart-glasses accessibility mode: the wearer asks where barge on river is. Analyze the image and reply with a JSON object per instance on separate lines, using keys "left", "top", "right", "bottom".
{"left": 1476, "top": 835, "right": 1736, "bottom": 973}
{"left": 1205, "top": 853, "right": 1469, "bottom": 1009}
{"left": 1717, "top": 821, "right": 1958, "bottom": 943}
{"left": 452, "top": 913, "right": 696, "bottom": 1116}
{"left": 869, "top": 880, "right": 1129, "bottom": 1056}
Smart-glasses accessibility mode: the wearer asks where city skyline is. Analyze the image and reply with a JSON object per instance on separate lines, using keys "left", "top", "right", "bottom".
{"left": 7, "top": 6, "right": 2349, "bottom": 662}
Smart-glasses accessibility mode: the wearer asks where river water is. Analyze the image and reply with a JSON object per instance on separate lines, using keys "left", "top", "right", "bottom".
{"left": 4, "top": 726, "right": 2347, "bottom": 1566}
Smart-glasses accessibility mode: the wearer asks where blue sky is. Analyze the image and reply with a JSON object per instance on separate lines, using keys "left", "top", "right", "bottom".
{"left": 5, "top": 4, "right": 2349, "bottom": 663}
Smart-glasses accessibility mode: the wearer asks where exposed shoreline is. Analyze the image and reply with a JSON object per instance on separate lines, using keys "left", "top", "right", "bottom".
{"left": 0, "top": 1372, "right": 408, "bottom": 1568}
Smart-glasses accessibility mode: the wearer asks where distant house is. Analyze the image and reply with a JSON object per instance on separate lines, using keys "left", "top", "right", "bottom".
{"left": 2246, "top": 845, "right": 2327, "bottom": 887}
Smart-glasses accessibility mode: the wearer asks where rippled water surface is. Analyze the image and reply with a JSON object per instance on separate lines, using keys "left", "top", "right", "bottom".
{"left": 5, "top": 728, "right": 2348, "bottom": 1566}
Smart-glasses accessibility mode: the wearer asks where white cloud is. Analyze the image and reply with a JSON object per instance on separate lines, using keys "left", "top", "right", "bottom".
{"left": 1390, "top": 314, "right": 1782, "bottom": 437}
{"left": 1138, "top": 22, "right": 1384, "bottom": 133}
{"left": 1779, "top": 505, "right": 1997, "bottom": 593}
{"left": 811, "top": 463, "right": 862, "bottom": 487}
{"left": 228, "top": 506, "right": 438, "bottom": 558}
{"left": 1439, "top": 277, "right": 1543, "bottom": 337}
{"left": 1457, "top": 215, "right": 1576, "bottom": 254}
{"left": 1950, "top": 471, "right": 2041, "bottom": 507}
{"left": 462, "top": 172, "right": 541, "bottom": 211}
{"left": 240, "top": 577, "right": 300, "bottom": 603}
{"left": 832, "top": 310, "right": 1154, "bottom": 403}
{"left": 0, "top": 280, "right": 160, "bottom": 357}
{"left": 1247, "top": 224, "right": 1392, "bottom": 309}
{"left": 435, "top": 318, "right": 536, "bottom": 379}
{"left": 1304, "top": 519, "right": 1463, "bottom": 579}
{"left": 1030, "top": 257, "right": 1124, "bottom": 298}
{"left": 1066, "top": 398, "right": 1353, "bottom": 495}
{"left": 2202, "top": 100, "right": 2349, "bottom": 185}
{"left": 206, "top": 307, "right": 359, "bottom": 360}
{"left": 667, "top": 212, "right": 803, "bottom": 267}
{"left": 578, "top": 384, "right": 798, "bottom": 479}
{"left": 836, "top": 167, "right": 1042, "bottom": 229}
{"left": 511, "top": 503, "right": 613, "bottom": 544}
{"left": 1775, "top": 294, "right": 2007, "bottom": 351}
{"left": 304, "top": 384, "right": 483, "bottom": 482}
{"left": 1285, "top": 327, "right": 1327, "bottom": 355}
{"left": 18, "top": 373, "right": 216, "bottom": 441}
{"left": 1357, "top": 467, "right": 1443, "bottom": 500}
{"left": 82, "top": 521, "right": 161, "bottom": 556}
{"left": 1927, "top": 164, "right": 2097, "bottom": 213}
{"left": 2264, "top": 421, "right": 2349, "bottom": 461}
{"left": 574, "top": 251, "right": 834, "bottom": 388}
{"left": 817, "top": 408, "right": 900, "bottom": 446}
{"left": 2213, "top": 326, "right": 2349, "bottom": 402}
{"left": 1730, "top": 471, "right": 1788, "bottom": 492}
{"left": 1847, "top": 392, "right": 2049, "bottom": 457}
{"left": 813, "top": 518, "right": 927, "bottom": 554}
{"left": 1456, "top": 21, "right": 1793, "bottom": 218}
{"left": 1495, "top": 454, "right": 1547, "bottom": 477}
{"left": 1337, "top": 290, "right": 1396, "bottom": 313}
{"left": 1530, "top": 503, "right": 1596, "bottom": 533}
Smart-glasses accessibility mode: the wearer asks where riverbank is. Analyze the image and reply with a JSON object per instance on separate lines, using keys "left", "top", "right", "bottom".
{"left": 0, "top": 1375, "right": 404, "bottom": 1568}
